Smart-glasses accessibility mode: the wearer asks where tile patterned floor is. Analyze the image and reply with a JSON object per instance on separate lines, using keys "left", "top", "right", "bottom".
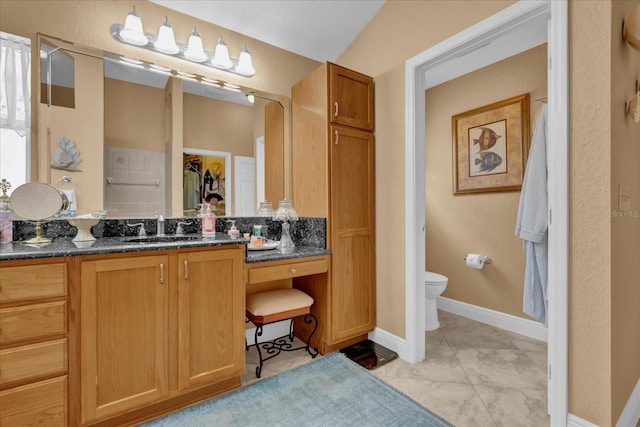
{"left": 242, "top": 310, "right": 550, "bottom": 426}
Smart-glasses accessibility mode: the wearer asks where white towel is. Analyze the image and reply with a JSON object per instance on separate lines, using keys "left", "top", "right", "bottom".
{"left": 61, "top": 189, "right": 77, "bottom": 212}
{"left": 516, "top": 104, "right": 548, "bottom": 325}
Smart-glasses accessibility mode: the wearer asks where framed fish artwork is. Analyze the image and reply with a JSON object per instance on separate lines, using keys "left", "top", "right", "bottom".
{"left": 452, "top": 93, "right": 530, "bottom": 194}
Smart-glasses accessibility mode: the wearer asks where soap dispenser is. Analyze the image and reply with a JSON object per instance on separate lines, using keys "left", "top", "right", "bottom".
{"left": 227, "top": 220, "right": 239, "bottom": 239}
{"left": 201, "top": 203, "right": 216, "bottom": 237}
{"left": 0, "top": 179, "right": 12, "bottom": 244}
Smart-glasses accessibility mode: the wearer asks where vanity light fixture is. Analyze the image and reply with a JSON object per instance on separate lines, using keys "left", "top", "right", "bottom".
{"left": 111, "top": 7, "right": 256, "bottom": 77}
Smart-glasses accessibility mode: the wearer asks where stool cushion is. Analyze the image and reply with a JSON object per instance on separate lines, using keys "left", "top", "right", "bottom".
{"left": 247, "top": 288, "right": 314, "bottom": 324}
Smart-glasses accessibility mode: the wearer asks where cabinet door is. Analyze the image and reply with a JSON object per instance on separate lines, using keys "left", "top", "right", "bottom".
{"left": 177, "top": 248, "right": 244, "bottom": 390}
{"left": 80, "top": 255, "right": 169, "bottom": 423}
{"left": 329, "top": 64, "right": 374, "bottom": 131}
{"left": 330, "top": 125, "right": 376, "bottom": 341}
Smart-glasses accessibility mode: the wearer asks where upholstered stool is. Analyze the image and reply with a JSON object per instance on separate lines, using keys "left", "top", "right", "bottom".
{"left": 246, "top": 288, "right": 319, "bottom": 378}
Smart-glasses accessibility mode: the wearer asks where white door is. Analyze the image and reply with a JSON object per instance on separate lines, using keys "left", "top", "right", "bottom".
{"left": 234, "top": 156, "right": 255, "bottom": 216}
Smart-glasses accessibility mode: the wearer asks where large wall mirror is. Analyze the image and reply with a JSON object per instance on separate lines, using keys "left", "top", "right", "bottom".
{"left": 38, "top": 35, "right": 287, "bottom": 219}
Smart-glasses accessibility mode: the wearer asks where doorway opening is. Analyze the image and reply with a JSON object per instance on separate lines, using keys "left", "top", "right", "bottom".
{"left": 404, "top": 1, "right": 568, "bottom": 425}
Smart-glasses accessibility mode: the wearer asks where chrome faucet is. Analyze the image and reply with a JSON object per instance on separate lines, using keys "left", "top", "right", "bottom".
{"left": 127, "top": 222, "right": 147, "bottom": 237}
{"left": 156, "top": 214, "right": 166, "bottom": 237}
{"left": 176, "top": 221, "right": 190, "bottom": 236}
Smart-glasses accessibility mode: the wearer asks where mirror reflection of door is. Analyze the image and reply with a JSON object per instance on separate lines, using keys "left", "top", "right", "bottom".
{"left": 183, "top": 150, "right": 231, "bottom": 217}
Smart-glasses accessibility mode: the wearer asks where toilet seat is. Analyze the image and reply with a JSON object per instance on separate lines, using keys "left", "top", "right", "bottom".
{"left": 425, "top": 271, "right": 447, "bottom": 285}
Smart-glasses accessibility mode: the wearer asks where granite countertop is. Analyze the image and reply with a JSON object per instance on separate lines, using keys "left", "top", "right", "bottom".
{"left": 244, "top": 245, "right": 330, "bottom": 263}
{"left": 0, "top": 235, "right": 329, "bottom": 263}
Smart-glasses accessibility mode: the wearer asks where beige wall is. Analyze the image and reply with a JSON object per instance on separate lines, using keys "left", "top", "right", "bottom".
{"left": 104, "top": 78, "right": 165, "bottom": 151}
{"left": 183, "top": 93, "right": 254, "bottom": 157}
{"left": 339, "top": 0, "right": 640, "bottom": 425}
{"left": 43, "top": 48, "right": 104, "bottom": 214}
{"left": 611, "top": 1, "right": 640, "bottom": 424}
{"left": 425, "top": 45, "right": 547, "bottom": 318}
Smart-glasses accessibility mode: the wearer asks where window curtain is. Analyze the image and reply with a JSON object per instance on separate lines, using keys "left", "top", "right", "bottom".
{"left": 0, "top": 35, "right": 31, "bottom": 137}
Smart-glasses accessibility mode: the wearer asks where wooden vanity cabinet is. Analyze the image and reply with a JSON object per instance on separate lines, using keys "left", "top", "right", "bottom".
{"left": 292, "top": 62, "right": 375, "bottom": 352}
{"left": 77, "top": 246, "right": 245, "bottom": 425}
{"left": 0, "top": 260, "right": 69, "bottom": 427}
{"left": 79, "top": 254, "right": 169, "bottom": 422}
{"left": 177, "top": 249, "right": 245, "bottom": 390}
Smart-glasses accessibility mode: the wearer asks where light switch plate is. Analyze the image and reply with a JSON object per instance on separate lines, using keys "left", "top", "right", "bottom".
{"left": 618, "top": 184, "right": 632, "bottom": 211}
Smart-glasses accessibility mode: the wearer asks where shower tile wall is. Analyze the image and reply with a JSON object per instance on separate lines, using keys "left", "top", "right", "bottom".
{"left": 104, "top": 147, "right": 165, "bottom": 217}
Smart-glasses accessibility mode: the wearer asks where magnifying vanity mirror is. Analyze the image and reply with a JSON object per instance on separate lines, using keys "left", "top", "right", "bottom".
{"left": 38, "top": 34, "right": 287, "bottom": 219}
{"left": 10, "top": 182, "right": 63, "bottom": 244}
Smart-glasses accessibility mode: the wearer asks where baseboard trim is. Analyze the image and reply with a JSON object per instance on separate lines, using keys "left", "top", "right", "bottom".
{"left": 368, "top": 327, "right": 408, "bottom": 360}
{"left": 568, "top": 413, "right": 600, "bottom": 427}
{"left": 436, "top": 296, "right": 548, "bottom": 342}
{"left": 617, "top": 378, "right": 640, "bottom": 427}
{"left": 245, "top": 320, "right": 291, "bottom": 346}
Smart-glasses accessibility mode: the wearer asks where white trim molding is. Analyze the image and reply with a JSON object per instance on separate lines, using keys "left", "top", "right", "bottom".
{"left": 368, "top": 327, "right": 408, "bottom": 360}
{"left": 437, "top": 297, "right": 547, "bottom": 342}
{"left": 616, "top": 378, "right": 640, "bottom": 427}
{"left": 567, "top": 413, "right": 601, "bottom": 427}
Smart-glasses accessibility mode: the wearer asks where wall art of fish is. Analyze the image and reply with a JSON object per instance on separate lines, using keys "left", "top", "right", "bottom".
{"left": 474, "top": 151, "right": 503, "bottom": 173}
{"left": 473, "top": 127, "right": 502, "bottom": 151}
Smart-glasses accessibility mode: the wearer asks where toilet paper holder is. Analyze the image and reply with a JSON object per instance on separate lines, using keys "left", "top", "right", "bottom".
{"left": 464, "top": 254, "right": 492, "bottom": 264}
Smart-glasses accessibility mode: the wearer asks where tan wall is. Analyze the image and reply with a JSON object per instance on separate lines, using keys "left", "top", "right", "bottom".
{"left": 425, "top": 45, "right": 547, "bottom": 318}
{"left": 338, "top": 0, "right": 516, "bottom": 343}
{"left": 611, "top": 1, "right": 640, "bottom": 424}
{"left": 340, "top": 0, "right": 639, "bottom": 425}
{"left": 183, "top": 93, "right": 254, "bottom": 157}
{"left": 43, "top": 49, "right": 104, "bottom": 214}
{"left": 569, "top": 2, "right": 614, "bottom": 425}
{"left": 104, "top": 78, "right": 165, "bottom": 151}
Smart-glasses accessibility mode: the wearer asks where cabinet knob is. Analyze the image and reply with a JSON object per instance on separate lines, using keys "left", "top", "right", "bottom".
{"left": 160, "top": 263, "right": 165, "bottom": 284}
{"left": 184, "top": 260, "right": 189, "bottom": 280}
{"left": 333, "top": 101, "right": 339, "bottom": 117}
{"left": 334, "top": 130, "right": 339, "bottom": 145}
{"left": 290, "top": 268, "right": 297, "bottom": 274}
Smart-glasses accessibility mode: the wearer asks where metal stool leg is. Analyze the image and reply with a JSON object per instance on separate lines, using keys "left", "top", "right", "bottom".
{"left": 254, "top": 323, "right": 265, "bottom": 378}
{"left": 303, "top": 313, "right": 319, "bottom": 357}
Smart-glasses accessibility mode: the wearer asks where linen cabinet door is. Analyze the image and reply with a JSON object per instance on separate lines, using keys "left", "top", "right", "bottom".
{"left": 80, "top": 255, "right": 169, "bottom": 423}
{"left": 177, "top": 248, "right": 245, "bottom": 390}
{"left": 329, "top": 64, "right": 374, "bottom": 131}
{"left": 330, "top": 125, "right": 376, "bottom": 341}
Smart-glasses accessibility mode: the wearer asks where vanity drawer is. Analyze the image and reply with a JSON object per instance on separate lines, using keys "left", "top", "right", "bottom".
{"left": 0, "top": 263, "right": 67, "bottom": 303}
{"left": 0, "top": 301, "right": 67, "bottom": 345}
{"left": 0, "top": 338, "right": 67, "bottom": 385}
{"left": 248, "top": 258, "right": 329, "bottom": 284}
{"left": 0, "top": 376, "right": 67, "bottom": 427}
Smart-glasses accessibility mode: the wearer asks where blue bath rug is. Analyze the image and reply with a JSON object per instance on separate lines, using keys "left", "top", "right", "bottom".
{"left": 142, "top": 352, "right": 452, "bottom": 426}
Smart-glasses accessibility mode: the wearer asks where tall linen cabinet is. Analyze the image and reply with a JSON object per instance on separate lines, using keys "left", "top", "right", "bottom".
{"left": 291, "top": 62, "right": 375, "bottom": 352}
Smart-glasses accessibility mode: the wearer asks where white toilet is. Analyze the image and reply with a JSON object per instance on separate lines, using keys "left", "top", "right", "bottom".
{"left": 424, "top": 271, "right": 448, "bottom": 331}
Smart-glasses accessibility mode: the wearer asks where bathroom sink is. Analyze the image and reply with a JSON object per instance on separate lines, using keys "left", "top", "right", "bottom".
{"left": 124, "top": 235, "right": 201, "bottom": 243}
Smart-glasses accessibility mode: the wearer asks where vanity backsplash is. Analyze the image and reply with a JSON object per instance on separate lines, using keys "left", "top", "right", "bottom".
{"left": 10, "top": 217, "right": 326, "bottom": 248}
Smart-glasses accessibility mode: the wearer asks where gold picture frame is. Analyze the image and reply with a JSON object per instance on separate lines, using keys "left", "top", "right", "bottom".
{"left": 452, "top": 93, "right": 530, "bottom": 195}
